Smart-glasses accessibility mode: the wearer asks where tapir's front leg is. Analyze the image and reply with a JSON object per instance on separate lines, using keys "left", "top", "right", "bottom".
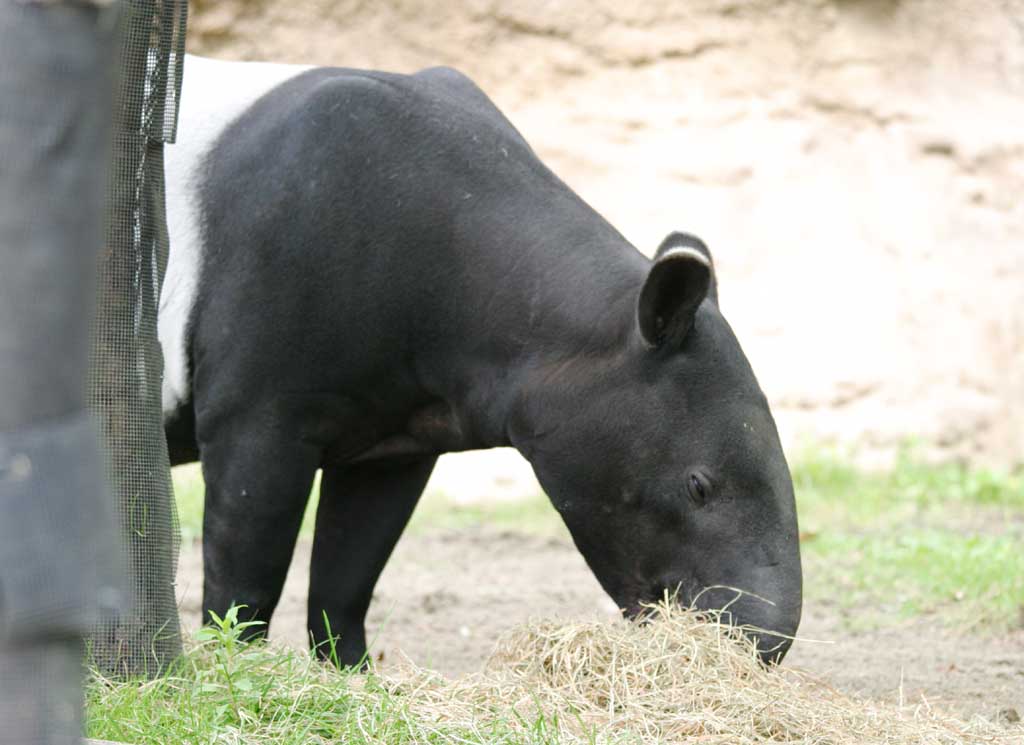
{"left": 307, "top": 457, "right": 436, "bottom": 667}
{"left": 199, "top": 414, "right": 321, "bottom": 639}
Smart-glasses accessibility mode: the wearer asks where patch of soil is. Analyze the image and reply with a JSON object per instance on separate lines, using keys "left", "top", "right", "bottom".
{"left": 176, "top": 529, "right": 1024, "bottom": 722}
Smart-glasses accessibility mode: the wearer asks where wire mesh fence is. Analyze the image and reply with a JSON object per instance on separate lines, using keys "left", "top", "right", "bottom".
{"left": 88, "top": 0, "right": 188, "bottom": 678}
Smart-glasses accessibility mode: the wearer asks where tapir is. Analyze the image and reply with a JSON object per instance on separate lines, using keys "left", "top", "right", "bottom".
{"left": 161, "top": 55, "right": 802, "bottom": 667}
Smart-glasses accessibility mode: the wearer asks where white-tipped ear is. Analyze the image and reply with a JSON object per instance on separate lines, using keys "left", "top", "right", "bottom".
{"left": 637, "top": 247, "right": 711, "bottom": 348}
{"left": 655, "top": 231, "right": 717, "bottom": 304}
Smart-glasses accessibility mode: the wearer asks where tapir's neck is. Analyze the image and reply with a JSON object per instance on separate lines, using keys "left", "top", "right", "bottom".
{"left": 415, "top": 192, "right": 650, "bottom": 455}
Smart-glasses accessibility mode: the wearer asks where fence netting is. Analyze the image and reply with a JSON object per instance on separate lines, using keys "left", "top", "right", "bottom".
{"left": 88, "top": 0, "right": 188, "bottom": 678}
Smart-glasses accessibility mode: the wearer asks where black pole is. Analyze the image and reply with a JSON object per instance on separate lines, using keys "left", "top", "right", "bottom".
{"left": 0, "top": 3, "right": 125, "bottom": 743}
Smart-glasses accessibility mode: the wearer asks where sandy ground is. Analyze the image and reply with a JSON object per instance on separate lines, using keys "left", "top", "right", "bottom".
{"left": 176, "top": 527, "right": 1024, "bottom": 724}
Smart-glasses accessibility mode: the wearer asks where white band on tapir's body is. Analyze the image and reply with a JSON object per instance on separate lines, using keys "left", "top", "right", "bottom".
{"left": 161, "top": 56, "right": 312, "bottom": 417}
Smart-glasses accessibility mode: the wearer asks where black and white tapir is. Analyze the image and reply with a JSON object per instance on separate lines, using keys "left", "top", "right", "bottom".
{"left": 161, "top": 55, "right": 802, "bottom": 666}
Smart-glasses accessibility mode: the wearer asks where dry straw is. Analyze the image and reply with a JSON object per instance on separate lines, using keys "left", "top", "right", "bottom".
{"left": 361, "top": 601, "right": 1019, "bottom": 744}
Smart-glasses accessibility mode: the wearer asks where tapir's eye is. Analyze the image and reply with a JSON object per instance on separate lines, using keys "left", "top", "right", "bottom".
{"left": 687, "top": 473, "right": 710, "bottom": 507}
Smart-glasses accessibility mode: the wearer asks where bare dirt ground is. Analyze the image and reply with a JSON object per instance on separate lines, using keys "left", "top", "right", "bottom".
{"left": 176, "top": 528, "right": 1024, "bottom": 724}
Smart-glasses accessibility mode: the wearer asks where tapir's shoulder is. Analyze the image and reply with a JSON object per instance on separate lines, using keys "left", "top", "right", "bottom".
{"left": 411, "top": 66, "right": 494, "bottom": 108}
{"left": 414, "top": 66, "right": 523, "bottom": 133}
{"left": 282, "top": 64, "right": 523, "bottom": 141}
{"left": 297, "top": 65, "right": 495, "bottom": 110}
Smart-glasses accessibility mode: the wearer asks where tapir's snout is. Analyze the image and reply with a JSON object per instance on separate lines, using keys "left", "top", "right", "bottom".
{"left": 620, "top": 583, "right": 800, "bottom": 665}
{"left": 687, "top": 576, "right": 803, "bottom": 666}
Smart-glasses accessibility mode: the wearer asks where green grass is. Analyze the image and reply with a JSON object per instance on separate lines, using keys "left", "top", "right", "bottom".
{"left": 172, "top": 465, "right": 205, "bottom": 541}
{"left": 86, "top": 606, "right": 600, "bottom": 745}
{"left": 793, "top": 446, "right": 1024, "bottom": 630}
{"left": 792, "top": 445, "right": 1024, "bottom": 531}
{"left": 806, "top": 528, "right": 1024, "bottom": 630}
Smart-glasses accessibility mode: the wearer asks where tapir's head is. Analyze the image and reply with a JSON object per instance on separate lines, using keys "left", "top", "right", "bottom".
{"left": 515, "top": 232, "right": 802, "bottom": 664}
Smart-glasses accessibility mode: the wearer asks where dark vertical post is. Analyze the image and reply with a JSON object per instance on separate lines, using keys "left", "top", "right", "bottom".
{"left": 0, "top": 3, "right": 124, "bottom": 743}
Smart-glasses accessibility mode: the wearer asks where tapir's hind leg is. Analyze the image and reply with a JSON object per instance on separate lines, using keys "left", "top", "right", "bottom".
{"left": 199, "top": 424, "right": 321, "bottom": 640}
{"left": 307, "top": 457, "right": 436, "bottom": 667}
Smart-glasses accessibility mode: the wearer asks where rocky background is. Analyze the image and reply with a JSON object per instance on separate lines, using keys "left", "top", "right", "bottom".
{"left": 185, "top": 0, "right": 1024, "bottom": 491}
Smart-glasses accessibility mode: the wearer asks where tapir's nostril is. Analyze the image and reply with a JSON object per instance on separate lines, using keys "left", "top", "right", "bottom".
{"left": 755, "top": 631, "right": 795, "bottom": 667}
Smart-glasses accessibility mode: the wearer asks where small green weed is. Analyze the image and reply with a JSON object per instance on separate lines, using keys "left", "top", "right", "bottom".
{"left": 193, "top": 606, "right": 269, "bottom": 724}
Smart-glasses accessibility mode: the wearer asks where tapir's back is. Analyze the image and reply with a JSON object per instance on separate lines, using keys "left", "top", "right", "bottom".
{"left": 161, "top": 56, "right": 560, "bottom": 429}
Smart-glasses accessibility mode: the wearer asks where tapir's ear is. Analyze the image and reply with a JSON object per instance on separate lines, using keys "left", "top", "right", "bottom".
{"left": 638, "top": 233, "right": 713, "bottom": 348}
{"left": 653, "top": 232, "right": 717, "bottom": 304}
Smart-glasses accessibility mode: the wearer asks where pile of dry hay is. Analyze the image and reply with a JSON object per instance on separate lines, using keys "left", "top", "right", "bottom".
{"left": 360, "top": 602, "right": 1017, "bottom": 744}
